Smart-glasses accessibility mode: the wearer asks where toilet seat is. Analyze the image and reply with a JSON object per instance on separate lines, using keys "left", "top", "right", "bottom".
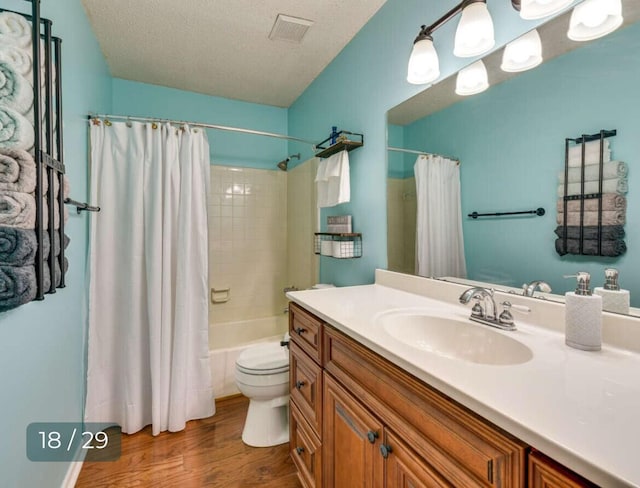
{"left": 236, "top": 342, "right": 289, "bottom": 375}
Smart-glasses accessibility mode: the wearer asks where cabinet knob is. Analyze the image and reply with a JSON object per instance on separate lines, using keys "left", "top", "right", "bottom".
{"left": 296, "top": 446, "right": 305, "bottom": 455}
{"left": 380, "top": 444, "right": 392, "bottom": 459}
{"left": 367, "top": 431, "right": 379, "bottom": 444}
{"left": 295, "top": 381, "right": 306, "bottom": 390}
{"left": 295, "top": 327, "right": 307, "bottom": 335}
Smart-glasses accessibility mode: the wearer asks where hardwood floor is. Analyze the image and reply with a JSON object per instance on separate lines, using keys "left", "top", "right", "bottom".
{"left": 76, "top": 395, "right": 301, "bottom": 488}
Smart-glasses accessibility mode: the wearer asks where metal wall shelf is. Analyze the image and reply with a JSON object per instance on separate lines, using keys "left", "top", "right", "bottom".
{"left": 314, "top": 130, "right": 364, "bottom": 159}
{"left": 314, "top": 233, "right": 362, "bottom": 259}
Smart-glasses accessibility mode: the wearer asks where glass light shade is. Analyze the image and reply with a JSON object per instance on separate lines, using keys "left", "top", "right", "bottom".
{"left": 456, "top": 60, "right": 489, "bottom": 96}
{"left": 454, "top": 2, "right": 495, "bottom": 58}
{"left": 501, "top": 29, "right": 543, "bottom": 72}
{"left": 567, "top": 0, "right": 623, "bottom": 41}
{"left": 520, "top": 0, "right": 574, "bottom": 20}
{"left": 407, "top": 37, "right": 440, "bottom": 84}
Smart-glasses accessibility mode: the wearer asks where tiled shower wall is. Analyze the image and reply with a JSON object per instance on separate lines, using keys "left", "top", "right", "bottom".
{"left": 209, "top": 166, "right": 288, "bottom": 324}
{"left": 387, "top": 177, "right": 416, "bottom": 275}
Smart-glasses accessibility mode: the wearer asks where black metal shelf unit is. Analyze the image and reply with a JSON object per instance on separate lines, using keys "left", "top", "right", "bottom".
{"left": 0, "top": 1, "right": 66, "bottom": 299}
{"left": 314, "top": 130, "right": 363, "bottom": 159}
{"left": 557, "top": 129, "right": 626, "bottom": 257}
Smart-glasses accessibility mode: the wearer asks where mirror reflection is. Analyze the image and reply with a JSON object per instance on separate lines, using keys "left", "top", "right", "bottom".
{"left": 387, "top": 1, "right": 640, "bottom": 312}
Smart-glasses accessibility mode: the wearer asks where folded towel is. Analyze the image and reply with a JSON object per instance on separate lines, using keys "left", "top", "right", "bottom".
{"left": 556, "top": 194, "right": 626, "bottom": 213}
{"left": 554, "top": 225, "right": 625, "bottom": 240}
{"left": 0, "top": 46, "right": 32, "bottom": 78}
{"left": 0, "top": 264, "right": 37, "bottom": 312}
{"left": 0, "top": 105, "right": 35, "bottom": 151}
{"left": 0, "top": 191, "right": 35, "bottom": 229}
{"left": 558, "top": 161, "right": 627, "bottom": 184}
{"left": 316, "top": 150, "right": 350, "bottom": 208}
{"left": 0, "top": 148, "right": 35, "bottom": 193}
{"left": 0, "top": 12, "right": 32, "bottom": 49}
{"left": 0, "top": 226, "right": 36, "bottom": 265}
{"left": 556, "top": 210, "right": 625, "bottom": 226}
{"left": 41, "top": 231, "right": 70, "bottom": 258}
{"left": 42, "top": 198, "right": 69, "bottom": 230}
{"left": 42, "top": 257, "right": 68, "bottom": 293}
{"left": 0, "top": 61, "right": 33, "bottom": 115}
{"left": 567, "top": 140, "right": 611, "bottom": 167}
{"left": 555, "top": 238, "right": 626, "bottom": 257}
{"left": 557, "top": 178, "right": 628, "bottom": 197}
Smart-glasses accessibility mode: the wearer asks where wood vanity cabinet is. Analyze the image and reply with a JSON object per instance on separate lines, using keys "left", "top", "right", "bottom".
{"left": 289, "top": 302, "right": 597, "bottom": 488}
{"left": 290, "top": 302, "right": 325, "bottom": 488}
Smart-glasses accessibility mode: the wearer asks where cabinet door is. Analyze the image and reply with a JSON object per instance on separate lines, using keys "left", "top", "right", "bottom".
{"left": 290, "top": 340, "right": 323, "bottom": 438}
{"left": 384, "top": 430, "right": 453, "bottom": 488}
{"left": 528, "top": 451, "right": 598, "bottom": 488}
{"left": 323, "top": 374, "right": 384, "bottom": 488}
{"left": 290, "top": 402, "right": 322, "bottom": 488}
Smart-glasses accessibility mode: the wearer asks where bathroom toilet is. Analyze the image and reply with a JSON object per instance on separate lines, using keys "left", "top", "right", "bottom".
{"left": 235, "top": 338, "right": 290, "bottom": 447}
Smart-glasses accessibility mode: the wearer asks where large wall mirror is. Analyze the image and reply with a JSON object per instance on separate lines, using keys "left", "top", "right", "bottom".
{"left": 387, "top": 0, "right": 640, "bottom": 314}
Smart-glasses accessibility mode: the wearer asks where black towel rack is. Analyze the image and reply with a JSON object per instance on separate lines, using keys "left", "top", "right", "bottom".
{"left": 64, "top": 198, "right": 100, "bottom": 214}
{"left": 468, "top": 208, "right": 545, "bottom": 219}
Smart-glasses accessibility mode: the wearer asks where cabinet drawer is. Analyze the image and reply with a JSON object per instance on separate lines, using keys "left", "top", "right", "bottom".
{"left": 290, "top": 401, "right": 322, "bottom": 488}
{"left": 324, "top": 325, "right": 527, "bottom": 488}
{"left": 289, "top": 302, "right": 323, "bottom": 364}
{"left": 528, "top": 451, "right": 597, "bottom": 488}
{"left": 290, "top": 340, "right": 323, "bottom": 438}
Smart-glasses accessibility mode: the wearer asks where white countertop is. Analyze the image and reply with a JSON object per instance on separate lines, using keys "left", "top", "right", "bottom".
{"left": 287, "top": 279, "right": 640, "bottom": 487}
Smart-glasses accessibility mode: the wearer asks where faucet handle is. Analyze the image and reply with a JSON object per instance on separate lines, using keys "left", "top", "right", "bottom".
{"left": 471, "top": 298, "right": 484, "bottom": 318}
{"left": 498, "top": 301, "right": 530, "bottom": 326}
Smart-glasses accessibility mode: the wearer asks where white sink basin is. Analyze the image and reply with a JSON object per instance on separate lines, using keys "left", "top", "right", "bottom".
{"left": 375, "top": 310, "right": 533, "bottom": 366}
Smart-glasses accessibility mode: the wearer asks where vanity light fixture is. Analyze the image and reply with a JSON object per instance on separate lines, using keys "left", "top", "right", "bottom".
{"left": 567, "top": 0, "right": 623, "bottom": 41}
{"left": 407, "top": 29, "right": 440, "bottom": 84}
{"left": 501, "top": 29, "right": 543, "bottom": 72}
{"left": 407, "top": 0, "right": 494, "bottom": 85}
{"left": 454, "top": 0, "right": 495, "bottom": 57}
{"left": 513, "top": 0, "right": 575, "bottom": 20}
{"left": 455, "top": 60, "right": 490, "bottom": 96}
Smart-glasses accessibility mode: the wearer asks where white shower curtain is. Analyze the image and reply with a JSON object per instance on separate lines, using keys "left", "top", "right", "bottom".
{"left": 414, "top": 154, "right": 467, "bottom": 278}
{"left": 85, "top": 121, "right": 214, "bottom": 435}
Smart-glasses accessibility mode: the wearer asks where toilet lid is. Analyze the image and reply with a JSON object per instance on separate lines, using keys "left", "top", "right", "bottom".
{"left": 236, "top": 342, "right": 289, "bottom": 375}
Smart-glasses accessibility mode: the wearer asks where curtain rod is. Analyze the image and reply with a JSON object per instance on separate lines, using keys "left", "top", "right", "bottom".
{"left": 387, "top": 146, "right": 459, "bottom": 163}
{"left": 88, "top": 113, "right": 317, "bottom": 147}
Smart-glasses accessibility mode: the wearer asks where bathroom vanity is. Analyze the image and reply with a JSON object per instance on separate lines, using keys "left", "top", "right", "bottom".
{"left": 287, "top": 270, "right": 640, "bottom": 488}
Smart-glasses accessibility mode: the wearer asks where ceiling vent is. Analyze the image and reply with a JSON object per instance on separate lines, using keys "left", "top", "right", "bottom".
{"left": 269, "top": 14, "right": 314, "bottom": 43}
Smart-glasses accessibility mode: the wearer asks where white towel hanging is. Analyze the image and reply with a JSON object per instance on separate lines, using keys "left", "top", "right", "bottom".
{"left": 316, "top": 150, "right": 350, "bottom": 208}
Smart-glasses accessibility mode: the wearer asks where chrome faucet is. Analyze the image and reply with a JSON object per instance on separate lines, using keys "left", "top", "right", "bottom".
{"left": 459, "top": 287, "right": 529, "bottom": 331}
{"left": 459, "top": 287, "right": 498, "bottom": 321}
{"left": 522, "top": 280, "right": 551, "bottom": 297}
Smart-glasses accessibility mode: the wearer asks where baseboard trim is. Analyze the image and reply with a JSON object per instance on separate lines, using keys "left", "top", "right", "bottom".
{"left": 60, "top": 449, "right": 87, "bottom": 488}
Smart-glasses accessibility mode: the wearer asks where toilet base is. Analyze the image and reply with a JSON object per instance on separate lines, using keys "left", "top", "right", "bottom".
{"left": 241, "top": 394, "right": 290, "bottom": 447}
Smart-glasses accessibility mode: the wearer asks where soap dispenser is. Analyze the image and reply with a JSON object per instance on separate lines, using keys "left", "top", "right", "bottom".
{"left": 565, "top": 272, "right": 602, "bottom": 351}
{"left": 594, "top": 268, "right": 630, "bottom": 315}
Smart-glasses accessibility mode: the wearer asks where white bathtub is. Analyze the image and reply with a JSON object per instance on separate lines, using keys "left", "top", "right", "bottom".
{"left": 209, "top": 315, "right": 289, "bottom": 398}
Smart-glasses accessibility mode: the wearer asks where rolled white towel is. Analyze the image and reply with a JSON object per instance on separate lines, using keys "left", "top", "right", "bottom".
{"left": 0, "top": 191, "right": 36, "bottom": 229}
{"left": 567, "top": 139, "right": 611, "bottom": 167}
{"left": 0, "top": 12, "right": 32, "bottom": 49}
{"left": 0, "top": 105, "right": 35, "bottom": 151}
{"left": 0, "top": 148, "right": 36, "bottom": 193}
{"left": 557, "top": 178, "right": 628, "bottom": 197}
{"left": 42, "top": 197, "right": 70, "bottom": 230}
{"left": 0, "top": 46, "right": 32, "bottom": 77}
{"left": 558, "top": 161, "right": 627, "bottom": 184}
{"left": 0, "top": 60, "right": 34, "bottom": 115}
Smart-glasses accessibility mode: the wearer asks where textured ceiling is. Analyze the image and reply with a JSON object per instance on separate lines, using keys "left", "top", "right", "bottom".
{"left": 81, "top": 0, "right": 387, "bottom": 108}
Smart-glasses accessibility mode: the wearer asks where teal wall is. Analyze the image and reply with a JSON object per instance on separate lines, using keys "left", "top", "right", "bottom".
{"left": 288, "top": 0, "right": 560, "bottom": 286}
{"left": 112, "top": 79, "right": 288, "bottom": 170}
{"left": 0, "top": 0, "right": 112, "bottom": 486}
{"left": 404, "top": 21, "right": 639, "bottom": 303}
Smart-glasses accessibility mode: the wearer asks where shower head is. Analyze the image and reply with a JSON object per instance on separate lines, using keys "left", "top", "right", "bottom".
{"left": 276, "top": 153, "right": 300, "bottom": 171}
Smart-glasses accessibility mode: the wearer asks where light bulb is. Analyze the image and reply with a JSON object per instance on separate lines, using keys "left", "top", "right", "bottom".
{"left": 454, "top": 2, "right": 495, "bottom": 58}
{"left": 568, "top": 0, "right": 623, "bottom": 41}
{"left": 407, "top": 36, "right": 440, "bottom": 84}
{"left": 456, "top": 60, "right": 489, "bottom": 96}
{"left": 501, "top": 29, "right": 543, "bottom": 72}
